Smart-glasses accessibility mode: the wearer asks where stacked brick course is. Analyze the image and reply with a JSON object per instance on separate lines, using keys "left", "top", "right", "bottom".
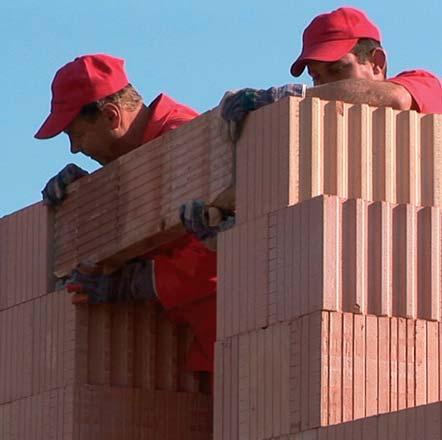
{"left": 215, "top": 97, "right": 442, "bottom": 439}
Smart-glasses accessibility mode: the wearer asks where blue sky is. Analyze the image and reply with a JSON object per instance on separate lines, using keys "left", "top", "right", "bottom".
{"left": 1, "top": 0, "right": 441, "bottom": 217}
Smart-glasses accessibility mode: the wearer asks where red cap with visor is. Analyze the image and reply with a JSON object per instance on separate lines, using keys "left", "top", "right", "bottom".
{"left": 35, "top": 54, "right": 129, "bottom": 139}
{"left": 290, "top": 7, "right": 381, "bottom": 77}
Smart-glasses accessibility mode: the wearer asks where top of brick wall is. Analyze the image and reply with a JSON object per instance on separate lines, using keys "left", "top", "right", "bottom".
{"left": 235, "top": 97, "right": 442, "bottom": 224}
{"left": 1, "top": 97, "right": 441, "bottom": 303}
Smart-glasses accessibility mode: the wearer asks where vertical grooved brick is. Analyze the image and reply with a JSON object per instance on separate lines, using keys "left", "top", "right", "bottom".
{"left": 365, "top": 315, "right": 377, "bottom": 417}
{"left": 342, "top": 313, "right": 353, "bottom": 423}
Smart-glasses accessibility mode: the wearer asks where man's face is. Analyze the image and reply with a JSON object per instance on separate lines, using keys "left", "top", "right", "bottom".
{"left": 306, "top": 52, "right": 378, "bottom": 86}
{"left": 64, "top": 113, "right": 119, "bottom": 165}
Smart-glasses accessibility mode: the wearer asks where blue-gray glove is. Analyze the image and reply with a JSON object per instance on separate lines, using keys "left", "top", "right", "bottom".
{"left": 220, "top": 84, "right": 306, "bottom": 141}
{"left": 42, "top": 163, "right": 89, "bottom": 206}
{"left": 65, "top": 260, "right": 157, "bottom": 305}
{"left": 180, "top": 200, "right": 235, "bottom": 241}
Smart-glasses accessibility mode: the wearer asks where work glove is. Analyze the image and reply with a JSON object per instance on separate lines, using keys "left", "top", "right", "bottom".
{"left": 179, "top": 199, "right": 235, "bottom": 241}
{"left": 220, "top": 84, "right": 306, "bottom": 141}
{"left": 65, "top": 259, "right": 157, "bottom": 305}
{"left": 42, "top": 163, "right": 89, "bottom": 206}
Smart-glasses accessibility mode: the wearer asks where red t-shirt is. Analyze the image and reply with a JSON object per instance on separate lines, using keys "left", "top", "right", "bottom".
{"left": 388, "top": 69, "right": 442, "bottom": 114}
{"left": 142, "top": 93, "right": 217, "bottom": 372}
{"left": 143, "top": 93, "right": 199, "bottom": 143}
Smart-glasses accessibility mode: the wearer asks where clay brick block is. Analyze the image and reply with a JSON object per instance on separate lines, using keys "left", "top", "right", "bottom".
{"left": 133, "top": 302, "right": 157, "bottom": 390}
{"left": 365, "top": 316, "right": 378, "bottom": 417}
{"left": 177, "top": 326, "right": 200, "bottom": 392}
{"left": 213, "top": 341, "right": 224, "bottom": 440}
{"left": 215, "top": 311, "right": 442, "bottom": 438}
{"left": 155, "top": 312, "right": 178, "bottom": 391}
{"left": 215, "top": 315, "right": 325, "bottom": 439}
{"left": 236, "top": 98, "right": 442, "bottom": 225}
{"left": 53, "top": 108, "right": 233, "bottom": 277}
{"left": 218, "top": 195, "right": 442, "bottom": 339}
{"left": 110, "top": 303, "right": 135, "bottom": 387}
{"left": 342, "top": 313, "right": 353, "bottom": 423}
{"left": 0, "top": 203, "right": 53, "bottom": 309}
{"left": 217, "top": 217, "right": 268, "bottom": 338}
{"left": 0, "top": 291, "right": 80, "bottom": 405}
{"left": 0, "top": 384, "right": 212, "bottom": 439}
{"left": 72, "top": 300, "right": 207, "bottom": 393}
{"left": 427, "top": 321, "right": 440, "bottom": 404}
{"left": 85, "top": 304, "right": 111, "bottom": 386}
{"left": 298, "top": 401, "right": 442, "bottom": 439}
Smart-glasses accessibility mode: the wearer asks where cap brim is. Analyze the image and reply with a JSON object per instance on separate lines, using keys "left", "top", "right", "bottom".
{"left": 34, "top": 108, "right": 80, "bottom": 139}
{"left": 290, "top": 38, "right": 358, "bottom": 77}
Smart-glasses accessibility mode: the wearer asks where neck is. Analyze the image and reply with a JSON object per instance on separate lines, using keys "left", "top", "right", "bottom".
{"left": 114, "top": 104, "right": 151, "bottom": 155}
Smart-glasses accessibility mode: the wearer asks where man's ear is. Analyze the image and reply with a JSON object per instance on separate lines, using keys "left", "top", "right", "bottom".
{"left": 101, "top": 103, "right": 121, "bottom": 130}
{"left": 371, "top": 48, "right": 387, "bottom": 77}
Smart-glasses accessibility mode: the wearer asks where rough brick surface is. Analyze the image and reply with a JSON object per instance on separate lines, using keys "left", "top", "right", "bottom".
{"left": 281, "top": 402, "right": 442, "bottom": 439}
{"left": 0, "top": 385, "right": 212, "bottom": 440}
{"left": 0, "top": 291, "right": 75, "bottom": 404}
{"left": 236, "top": 98, "right": 442, "bottom": 224}
{"left": 0, "top": 203, "right": 53, "bottom": 309}
{"left": 214, "top": 311, "right": 442, "bottom": 439}
{"left": 218, "top": 195, "right": 442, "bottom": 339}
{"left": 0, "top": 289, "right": 210, "bottom": 436}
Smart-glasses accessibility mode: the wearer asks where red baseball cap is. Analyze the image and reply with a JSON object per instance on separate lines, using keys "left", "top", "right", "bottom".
{"left": 35, "top": 54, "right": 129, "bottom": 139}
{"left": 290, "top": 7, "right": 381, "bottom": 77}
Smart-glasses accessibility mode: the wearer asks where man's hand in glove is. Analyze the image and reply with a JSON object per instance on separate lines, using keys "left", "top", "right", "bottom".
{"left": 42, "top": 163, "right": 89, "bottom": 206}
{"left": 65, "top": 260, "right": 157, "bottom": 305}
{"left": 220, "top": 84, "right": 306, "bottom": 141}
{"left": 180, "top": 200, "right": 235, "bottom": 245}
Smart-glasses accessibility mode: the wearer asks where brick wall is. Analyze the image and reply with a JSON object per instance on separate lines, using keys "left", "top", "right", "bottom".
{"left": 2, "top": 97, "right": 441, "bottom": 439}
{"left": 214, "top": 97, "right": 442, "bottom": 440}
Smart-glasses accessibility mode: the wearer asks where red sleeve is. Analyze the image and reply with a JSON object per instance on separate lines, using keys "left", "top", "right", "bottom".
{"left": 388, "top": 70, "right": 442, "bottom": 114}
{"left": 151, "top": 234, "right": 217, "bottom": 310}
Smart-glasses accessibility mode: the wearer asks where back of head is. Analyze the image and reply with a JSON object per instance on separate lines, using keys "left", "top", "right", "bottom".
{"left": 290, "top": 7, "right": 382, "bottom": 77}
{"left": 35, "top": 54, "right": 129, "bottom": 139}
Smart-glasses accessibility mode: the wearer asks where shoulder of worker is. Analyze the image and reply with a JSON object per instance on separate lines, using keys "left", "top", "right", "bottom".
{"left": 148, "top": 93, "right": 199, "bottom": 120}
{"left": 387, "top": 69, "right": 442, "bottom": 114}
{"left": 143, "top": 93, "right": 199, "bottom": 143}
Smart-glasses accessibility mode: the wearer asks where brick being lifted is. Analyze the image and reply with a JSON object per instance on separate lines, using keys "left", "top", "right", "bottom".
{"left": 53, "top": 108, "right": 234, "bottom": 277}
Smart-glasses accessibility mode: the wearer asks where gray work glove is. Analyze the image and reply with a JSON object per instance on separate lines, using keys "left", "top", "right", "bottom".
{"left": 42, "top": 163, "right": 89, "bottom": 206}
{"left": 65, "top": 259, "right": 157, "bottom": 305}
{"left": 179, "top": 199, "right": 235, "bottom": 241}
{"left": 220, "top": 84, "right": 306, "bottom": 141}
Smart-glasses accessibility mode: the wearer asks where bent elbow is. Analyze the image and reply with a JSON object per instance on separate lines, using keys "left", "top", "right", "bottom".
{"left": 390, "top": 87, "right": 413, "bottom": 111}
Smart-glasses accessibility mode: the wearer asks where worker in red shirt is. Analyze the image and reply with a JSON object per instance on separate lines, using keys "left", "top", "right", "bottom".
{"left": 220, "top": 6, "right": 441, "bottom": 135}
{"left": 35, "top": 54, "right": 228, "bottom": 373}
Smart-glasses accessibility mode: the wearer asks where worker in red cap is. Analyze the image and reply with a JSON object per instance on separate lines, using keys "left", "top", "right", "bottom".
{"left": 36, "top": 53, "right": 231, "bottom": 374}
{"left": 36, "top": 54, "right": 200, "bottom": 200}
{"left": 221, "top": 6, "right": 441, "bottom": 133}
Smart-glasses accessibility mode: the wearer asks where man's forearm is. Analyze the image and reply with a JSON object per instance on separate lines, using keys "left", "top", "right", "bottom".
{"left": 305, "top": 78, "right": 413, "bottom": 111}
